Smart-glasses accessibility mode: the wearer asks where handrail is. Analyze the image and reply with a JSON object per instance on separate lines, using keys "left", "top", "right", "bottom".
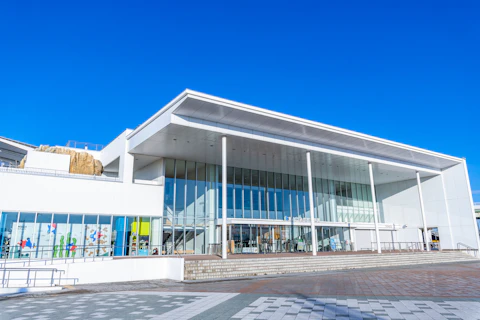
{"left": 66, "top": 141, "right": 104, "bottom": 151}
{"left": 371, "top": 242, "right": 427, "bottom": 252}
{"left": 0, "top": 166, "right": 120, "bottom": 182}
{"left": 0, "top": 268, "right": 73, "bottom": 288}
{"left": 0, "top": 244, "right": 184, "bottom": 266}
{"left": 457, "top": 242, "right": 479, "bottom": 258}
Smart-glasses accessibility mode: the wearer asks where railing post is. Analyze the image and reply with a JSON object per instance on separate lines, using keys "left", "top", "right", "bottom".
{"left": 2, "top": 268, "right": 6, "bottom": 288}
{"left": 26, "top": 269, "right": 31, "bottom": 287}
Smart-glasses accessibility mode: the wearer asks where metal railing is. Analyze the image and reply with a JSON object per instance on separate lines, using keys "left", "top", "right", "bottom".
{"left": 1, "top": 245, "right": 113, "bottom": 267}
{"left": 208, "top": 243, "right": 222, "bottom": 256}
{"left": 66, "top": 141, "right": 104, "bottom": 151}
{"left": 457, "top": 242, "right": 479, "bottom": 258}
{"left": 1, "top": 268, "right": 75, "bottom": 288}
{"left": 371, "top": 242, "right": 426, "bottom": 252}
{"left": 0, "top": 244, "right": 185, "bottom": 267}
{"left": 0, "top": 166, "right": 120, "bottom": 182}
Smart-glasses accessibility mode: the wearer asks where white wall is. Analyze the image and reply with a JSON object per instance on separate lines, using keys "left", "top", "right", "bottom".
{"left": 376, "top": 179, "right": 424, "bottom": 244}
{"left": 101, "top": 129, "right": 134, "bottom": 183}
{"left": 376, "top": 164, "right": 479, "bottom": 250}
{"left": 27, "top": 257, "right": 184, "bottom": 284}
{"left": 134, "top": 159, "right": 163, "bottom": 183}
{"left": 25, "top": 150, "right": 70, "bottom": 172}
{"left": 0, "top": 171, "right": 163, "bottom": 217}
{"left": 442, "top": 162, "right": 480, "bottom": 249}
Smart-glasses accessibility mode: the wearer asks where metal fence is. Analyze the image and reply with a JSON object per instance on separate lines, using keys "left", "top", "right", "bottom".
{"left": 1, "top": 268, "right": 75, "bottom": 288}
{"left": 0, "top": 166, "right": 120, "bottom": 181}
{"left": 1, "top": 244, "right": 185, "bottom": 267}
{"left": 457, "top": 242, "right": 479, "bottom": 258}
{"left": 370, "top": 242, "right": 426, "bottom": 252}
{"left": 66, "top": 141, "right": 104, "bottom": 151}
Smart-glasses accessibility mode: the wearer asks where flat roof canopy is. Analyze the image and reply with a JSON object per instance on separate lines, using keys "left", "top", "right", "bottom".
{"left": 127, "top": 90, "right": 461, "bottom": 184}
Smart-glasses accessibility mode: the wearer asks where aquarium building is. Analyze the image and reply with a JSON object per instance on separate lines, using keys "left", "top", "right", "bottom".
{"left": 0, "top": 90, "right": 478, "bottom": 260}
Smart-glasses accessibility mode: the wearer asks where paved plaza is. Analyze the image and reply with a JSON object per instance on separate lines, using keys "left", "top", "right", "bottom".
{"left": 2, "top": 261, "right": 480, "bottom": 319}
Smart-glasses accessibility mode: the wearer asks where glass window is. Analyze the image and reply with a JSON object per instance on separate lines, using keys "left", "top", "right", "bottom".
{"left": 304, "top": 176, "right": 311, "bottom": 218}
{"left": 196, "top": 162, "right": 206, "bottom": 219}
{"left": 195, "top": 226, "right": 205, "bottom": 254}
{"left": 97, "top": 215, "right": 112, "bottom": 256}
{"left": 112, "top": 216, "right": 125, "bottom": 256}
{"left": 164, "top": 159, "right": 175, "bottom": 218}
{"left": 259, "top": 171, "right": 267, "bottom": 219}
{"left": 322, "top": 179, "right": 330, "bottom": 221}
{"left": 67, "top": 214, "right": 83, "bottom": 257}
{"left": 15, "top": 213, "right": 36, "bottom": 258}
{"left": 206, "top": 164, "right": 216, "bottom": 221}
{"left": 275, "top": 173, "right": 283, "bottom": 220}
{"left": 175, "top": 160, "right": 186, "bottom": 223}
{"left": 84, "top": 215, "right": 98, "bottom": 257}
{"left": 34, "top": 213, "right": 52, "bottom": 258}
{"left": 252, "top": 170, "right": 260, "bottom": 219}
{"left": 243, "top": 169, "right": 251, "bottom": 218}
{"left": 227, "top": 167, "right": 234, "bottom": 218}
{"left": 186, "top": 161, "right": 196, "bottom": 225}
{"left": 137, "top": 217, "right": 150, "bottom": 256}
{"left": 234, "top": 168, "right": 243, "bottom": 218}
{"left": 0, "top": 212, "right": 18, "bottom": 258}
{"left": 125, "top": 216, "right": 137, "bottom": 256}
{"left": 282, "top": 174, "right": 291, "bottom": 220}
{"left": 345, "top": 182, "right": 352, "bottom": 222}
{"left": 290, "top": 175, "right": 297, "bottom": 218}
{"left": 150, "top": 217, "right": 161, "bottom": 256}
{"left": 267, "top": 172, "right": 275, "bottom": 220}
{"left": 51, "top": 214, "right": 68, "bottom": 258}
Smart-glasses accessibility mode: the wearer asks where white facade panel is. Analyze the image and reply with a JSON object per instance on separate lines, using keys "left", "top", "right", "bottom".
{"left": 0, "top": 171, "right": 163, "bottom": 217}
{"left": 25, "top": 150, "right": 70, "bottom": 172}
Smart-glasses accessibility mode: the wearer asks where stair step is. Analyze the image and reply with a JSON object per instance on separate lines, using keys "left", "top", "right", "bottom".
{"left": 184, "top": 252, "right": 477, "bottom": 280}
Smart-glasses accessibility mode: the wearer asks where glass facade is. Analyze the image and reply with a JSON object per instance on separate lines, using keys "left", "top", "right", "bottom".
{"left": 0, "top": 158, "right": 379, "bottom": 258}
{"left": 0, "top": 212, "right": 164, "bottom": 258}
{"left": 227, "top": 224, "right": 352, "bottom": 253}
{"left": 164, "top": 158, "right": 381, "bottom": 224}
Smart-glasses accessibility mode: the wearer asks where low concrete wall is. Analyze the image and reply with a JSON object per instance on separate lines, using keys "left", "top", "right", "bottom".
{"left": 21, "top": 257, "right": 185, "bottom": 285}
{"left": 58, "top": 257, "right": 185, "bottom": 284}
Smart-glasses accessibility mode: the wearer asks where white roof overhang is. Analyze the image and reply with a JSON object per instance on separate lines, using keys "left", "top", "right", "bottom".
{"left": 127, "top": 89, "right": 462, "bottom": 183}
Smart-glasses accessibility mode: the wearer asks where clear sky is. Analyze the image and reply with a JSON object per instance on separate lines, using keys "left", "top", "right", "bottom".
{"left": 1, "top": 1, "right": 479, "bottom": 199}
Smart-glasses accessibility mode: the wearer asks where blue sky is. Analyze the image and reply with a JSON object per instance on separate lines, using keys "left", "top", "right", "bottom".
{"left": 1, "top": 1, "right": 479, "bottom": 199}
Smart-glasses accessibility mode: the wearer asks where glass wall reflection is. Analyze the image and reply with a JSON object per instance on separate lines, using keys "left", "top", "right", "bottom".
{"left": 164, "top": 158, "right": 380, "bottom": 224}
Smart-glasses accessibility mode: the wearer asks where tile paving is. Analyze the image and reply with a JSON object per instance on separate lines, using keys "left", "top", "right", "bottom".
{"left": 1, "top": 261, "right": 480, "bottom": 319}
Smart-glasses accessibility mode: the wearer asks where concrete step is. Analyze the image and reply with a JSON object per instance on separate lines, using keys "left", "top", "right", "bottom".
{"left": 186, "top": 256, "right": 475, "bottom": 271}
{"left": 184, "top": 252, "right": 477, "bottom": 280}
{"left": 185, "top": 251, "right": 469, "bottom": 266}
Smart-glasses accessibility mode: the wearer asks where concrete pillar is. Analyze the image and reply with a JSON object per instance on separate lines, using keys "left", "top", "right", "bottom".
{"left": 306, "top": 151, "right": 317, "bottom": 256}
{"left": 416, "top": 171, "right": 430, "bottom": 251}
{"left": 368, "top": 162, "right": 381, "bottom": 253}
{"left": 221, "top": 136, "right": 228, "bottom": 259}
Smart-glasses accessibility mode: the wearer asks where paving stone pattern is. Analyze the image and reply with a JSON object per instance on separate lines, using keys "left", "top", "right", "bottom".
{"left": 0, "top": 291, "right": 237, "bottom": 320}
{"left": 231, "top": 297, "right": 480, "bottom": 320}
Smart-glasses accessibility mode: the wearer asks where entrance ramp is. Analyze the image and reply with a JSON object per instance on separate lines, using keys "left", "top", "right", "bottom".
{"left": 184, "top": 251, "right": 477, "bottom": 280}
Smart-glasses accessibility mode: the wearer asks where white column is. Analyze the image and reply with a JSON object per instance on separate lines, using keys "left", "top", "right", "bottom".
{"left": 368, "top": 162, "right": 381, "bottom": 253}
{"left": 306, "top": 151, "right": 317, "bottom": 256}
{"left": 416, "top": 171, "right": 430, "bottom": 251}
{"left": 221, "top": 136, "right": 228, "bottom": 259}
{"left": 462, "top": 160, "right": 480, "bottom": 250}
{"left": 440, "top": 172, "right": 454, "bottom": 249}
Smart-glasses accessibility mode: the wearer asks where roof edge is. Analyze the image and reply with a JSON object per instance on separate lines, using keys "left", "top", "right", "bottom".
{"left": 127, "top": 89, "right": 464, "bottom": 164}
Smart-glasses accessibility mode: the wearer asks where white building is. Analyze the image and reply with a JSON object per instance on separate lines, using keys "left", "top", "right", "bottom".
{"left": 0, "top": 89, "right": 478, "bottom": 260}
